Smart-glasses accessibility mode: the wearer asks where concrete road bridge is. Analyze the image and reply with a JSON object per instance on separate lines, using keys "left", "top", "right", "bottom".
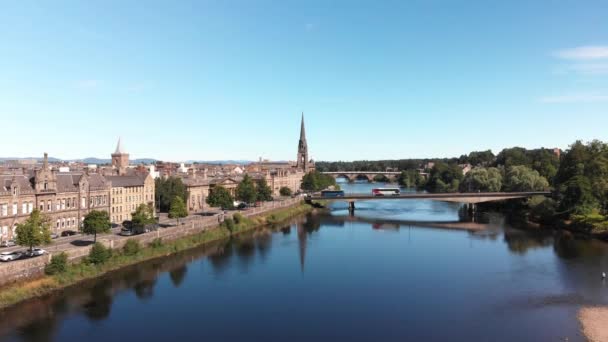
{"left": 308, "top": 192, "right": 551, "bottom": 204}
{"left": 322, "top": 171, "right": 401, "bottom": 182}
{"left": 308, "top": 191, "right": 551, "bottom": 213}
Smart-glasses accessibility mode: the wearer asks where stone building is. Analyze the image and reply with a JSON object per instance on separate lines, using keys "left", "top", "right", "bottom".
{"left": 106, "top": 174, "right": 154, "bottom": 224}
{"left": 0, "top": 154, "right": 111, "bottom": 242}
{"left": 111, "top": 138, "right": 129, "bottom": 176}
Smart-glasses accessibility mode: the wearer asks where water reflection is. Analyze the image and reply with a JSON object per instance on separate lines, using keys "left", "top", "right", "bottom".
{"left": 1, "top": 197, "right": 608, "bottom": 341}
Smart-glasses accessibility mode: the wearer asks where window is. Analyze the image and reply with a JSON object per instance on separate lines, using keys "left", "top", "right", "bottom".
{"left": 56, "top": 220, "right": 60, "bottom": 228}
{"left": 1, "top": 204, "right": 7, "bottom": 216}
{"left": 22, "top": 203, "right": 27, "bottom": 214}
{"left": 39, "top": 203, "right": 44, "bottom": 211}
{"left": 61, "top": 219, "right": 65, "bottom": 228}
{"left": 28, "top": 202, "right": 33, "bottom": 213}
{"left": 81, "top": 197, "right": 86, "bottom": 208}
{"left": 12, "top": 203, "right": 18, "bottom": 215}
{"left": 47, "top": 201, "right": 52, "bottom": 211}
{"left": 44, "top": 182, "right": 48, "bottom": 190}
{"left": 56, "top": 201, "right": 60, "bottom": 211}
{"left": 61, "top": 199, "right": 65, "bottom": 210}
{"left": 72, "top": 218, "right": 75, "bottom": 227}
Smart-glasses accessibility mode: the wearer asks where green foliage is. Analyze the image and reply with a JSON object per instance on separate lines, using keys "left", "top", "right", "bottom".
{"left": 123, "top": 239, "right": 141, "bottom": 256}
{"left": 256, "top": 178, "right": 273, "bottom": 201}
{"left": 460, "top": 167, "right": 503, "bottom": 192}
{"left": 571, "top": 212, "right": 608, "bottom": 233}
{"left": 223, "top": 217, "right": 235, "bottom": 232}
{"left": 155, "top": 177, "right": 189, "bottom": 212}
{"left": 398, "top": 169, "right": 426, "bottom": 188}
{"left": 149, "top": 238, "right": 163, "bottom": 248}
{"left": 236, "top": 175, "right": 257, "bottom": 204}
{"left": 82, "top": 210, "right": 111, "bottom": 242}
{"left": 503, "top": 165, "right": 549, "bottom": 192}
{"left": 425, "top": 162, "right": 463, "bottom": 193}
{"left": 495, "top": 147, "right": 559, "bottom": 182}
{"left": 45, "top": 253, "right": 68, "bottom": 275}
{"left": 131, "top": 203, "right": 156, "bottom": 229}
{"left": 301, "top": 171, "right": 337, "bottom": 192}
{"left": 279, "top": 186, "right": 293, "bottom": 196}
{"left": 555, "top": 140, "right": 608, "bottom": 216}
{"left": 88, "top": 242, "right": 111, "bottom": 265}
{"left": 458, "top": 150, "right": 496, "bottom": 166}
{"left": 233, "top": 213, "right": 243, "bottom": 224}
{"left": 527, "top": 196, "right": 558, "bottom": 225}
{"left": 15, "top": 209, "right": 52, "bottom": 252}
{"left": 168, "top": 196, "right": 188, "bottom": 224}
{"left": 207, "top": 185, "right": 235, "bottom": 209}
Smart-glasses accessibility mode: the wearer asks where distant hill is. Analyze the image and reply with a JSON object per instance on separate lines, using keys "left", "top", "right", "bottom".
{"left": 0, "top": 157, "right": 254, "bottom": 165}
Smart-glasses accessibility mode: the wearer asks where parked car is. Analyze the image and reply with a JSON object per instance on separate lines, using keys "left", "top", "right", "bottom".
{"left": 25, "top": 248, "right": 46, "bottom": 258}
{"left": 0, "top": 251, "right": 23, "bottom": 262}
{"left": 50, "top": 233, "right": 59, "bottom": 239}
{"left": 122, "top": 220, "right": 133, "bottom": 230}
{"left": 61, "top": 230, "right": 78, "bottom": 237}
{"left": 0, "top": 240, "right": 16, "bottom": 248}
{"left": 237, "top": 202, "right": 249, "bottom": 210}
{"left": 119, "top": 228, "right": 135, "bottom": 236}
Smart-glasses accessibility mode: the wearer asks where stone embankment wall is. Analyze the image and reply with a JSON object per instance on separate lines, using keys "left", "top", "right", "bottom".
{"left": 0, "top": 198, "right": 302, "bottom": 287}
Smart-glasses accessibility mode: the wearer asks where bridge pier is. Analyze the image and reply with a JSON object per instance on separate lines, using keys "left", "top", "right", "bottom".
{"left": 348, "top": 201, "right": 356, "bottom": 214}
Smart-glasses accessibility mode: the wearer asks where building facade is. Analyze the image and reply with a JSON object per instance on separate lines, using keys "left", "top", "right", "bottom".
{"left": 0, "top": 154, "right": 111, "bottom": 242}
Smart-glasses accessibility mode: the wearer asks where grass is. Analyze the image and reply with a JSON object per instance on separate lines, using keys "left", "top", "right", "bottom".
{"left": 0, "top": 202, "right": 313, "bottom": 310}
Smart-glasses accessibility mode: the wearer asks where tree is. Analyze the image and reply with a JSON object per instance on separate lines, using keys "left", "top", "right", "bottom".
{"left": 398, "top": 169, "right": 425, "bottom": 188}
{"left": 82, "top": 210, "right": 111, "bottom": 243}
{"left": 279, "top": 186, "right": 293, "bottom": 196}
{"left": 460, "top": 167, "right": 503, "bottom": 192}
{"left": 168, "top": 196, "right": 188, "bottom": 225}
{"left": 155, "top": 177, "right": 189, "bottom": 212}
{"left": 503, "top": 165, "right": 549, "bottom": 192}
{"left": 301, "top": 171, "right": 337, "bottom": 192}
{"left": 236, "top": 175, "right": 257, "bottom": 204}
{"left": 131, "top": 203, "right": 156, "bottom": 230}
{"left": 207, "top": 186, "right": 234, "bottom": 209}
{"left": 15, "top": 209, "right": 51, "bottom": 253}
{"left": 425, "top": 162, "right": 463, "bottom": 193}
{"left": 256, "top": 178, "right": 273, "bottom": 201}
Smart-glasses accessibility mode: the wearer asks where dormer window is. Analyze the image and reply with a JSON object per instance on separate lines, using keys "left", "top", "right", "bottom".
{"left": 12, "top": 187, "right": 17, "bottom": 196}
{"left": 44, "top": 182, "right": 48, "bottom": 190}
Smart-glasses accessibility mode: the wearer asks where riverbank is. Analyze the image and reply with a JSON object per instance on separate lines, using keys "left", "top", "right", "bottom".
{"left": 0, "top": 202, "right": 314, "bottom": 310}
{"left": 579, "top": 307, "right": 608, "bottom": 342}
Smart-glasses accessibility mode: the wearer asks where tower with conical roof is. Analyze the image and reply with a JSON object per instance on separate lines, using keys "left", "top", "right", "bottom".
{"left": 111, "top": 137, "right": 130, "bottom": 175}
{"left": 296, "top": 113, "right": 309, "bottom": 171}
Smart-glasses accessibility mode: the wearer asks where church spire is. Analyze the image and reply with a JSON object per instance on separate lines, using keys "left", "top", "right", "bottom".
{"left": 115, "top": 137, "right": 125, "bottom": 154}
{"left": 299, "top": 112, "right": 306, "bottom": 143}
{"left": 296, "top": 113, "right": 309, "bottom": 171}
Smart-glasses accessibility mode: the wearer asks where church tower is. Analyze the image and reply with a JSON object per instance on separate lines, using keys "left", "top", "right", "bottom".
{"left": 296, "top": 113, "right": 309, "bottom": 172}
{"left": 111, "top": 138, "right": 129, "bottom": 175}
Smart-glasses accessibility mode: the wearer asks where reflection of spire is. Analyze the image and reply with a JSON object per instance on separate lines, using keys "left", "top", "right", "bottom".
{"left": 297, "top": 222, "right": 307, "bottom": 272}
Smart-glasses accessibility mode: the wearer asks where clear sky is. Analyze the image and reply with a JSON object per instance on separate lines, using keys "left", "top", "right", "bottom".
{"left": 1, "top": 1, "right": 607, "bottom": 162}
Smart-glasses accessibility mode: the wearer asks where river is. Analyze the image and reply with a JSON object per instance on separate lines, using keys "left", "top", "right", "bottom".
{"left": 1, "top": 181, "right": 607, "bottom": 341}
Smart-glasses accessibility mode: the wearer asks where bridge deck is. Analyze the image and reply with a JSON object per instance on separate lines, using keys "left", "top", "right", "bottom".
{"left": 308, "top": 191, "right": 551, "bottom": 203}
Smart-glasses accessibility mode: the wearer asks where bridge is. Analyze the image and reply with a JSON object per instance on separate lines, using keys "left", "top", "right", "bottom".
{"left": 308, "top": 191, "right": 551, "bottom": 214}
{"left": 322, "top": 171, "right": 401, "bottom": 182}
{"left": 308, "top": 192, "right": 550, "bottom": 204}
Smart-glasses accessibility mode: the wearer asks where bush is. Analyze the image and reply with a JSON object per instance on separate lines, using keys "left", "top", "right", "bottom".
{"left": 123, "top": 239, "right": 141, "bottom": 256}
{"left": 223, "top": 217, "right": 235, "bottom": 232}
{"left": 233, "top": 213, "right": 243, "bottom": 224}
{"left": 149, "top": 238, "right": 163, "bottom": 248}
{"left": 279, "top": 187, "right": 293, "bottom": 197}
{"left": 45, "top": 252, "right": 68, "bottom": 275}
{"left": 89, "top": 242, "right": 111, "bottom": 265}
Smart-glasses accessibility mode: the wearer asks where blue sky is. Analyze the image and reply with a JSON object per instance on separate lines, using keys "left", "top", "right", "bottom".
{"left": 1, "top": 1, "right": 607, "bottom": 162}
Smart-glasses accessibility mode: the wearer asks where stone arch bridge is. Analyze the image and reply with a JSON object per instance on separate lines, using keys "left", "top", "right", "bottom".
{"left": 322, "top": 171, "right": 401, "bottom": 182}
